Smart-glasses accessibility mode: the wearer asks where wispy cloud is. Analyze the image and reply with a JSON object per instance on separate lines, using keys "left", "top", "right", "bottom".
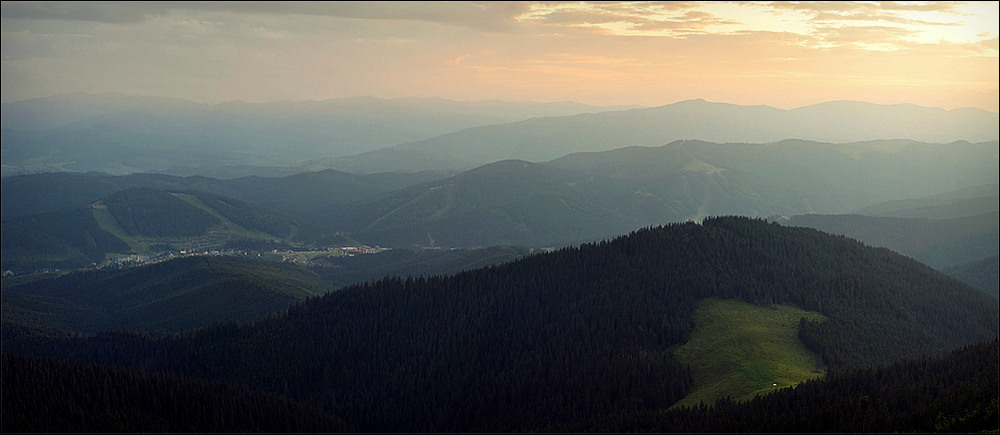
{"left": 0, "top": 1, "right": 155, "bottom": 24}
{"left": 811, "top": 10, "right": 960, "bottom": 26}
{"left": 812, "top": 25, "right": 919, "bottom": 48}
{"left": 518, "top": 2, "right": 741, "bottom": 36}
{"left": 979, "top": 37, "right": 999, "bottom": 51}
{"left": 353, "top": 37, "right": 416, "bottom": 45}
{"left": 445, "top": 54, "right": 472, "bottom": 65}
{"left": 1, "top": 1, "right": 532, "bottom": 32}
{"left": 758, "top": 1, "right": 962, "bottom": 15}
{"left": 524, "top": 53, "right": 652, "bottom": 66}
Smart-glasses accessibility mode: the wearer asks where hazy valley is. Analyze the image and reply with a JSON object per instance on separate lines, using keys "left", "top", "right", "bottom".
{"left": 2, "top": 88, "right": 998, "bottom": 433}
{"left": 0, "top": 93, "right": 638, "bottom": 177}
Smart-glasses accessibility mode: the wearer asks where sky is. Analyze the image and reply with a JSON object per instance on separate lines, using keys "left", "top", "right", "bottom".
{"left": 2, "top": 1, "right": 998, "bottom": 111}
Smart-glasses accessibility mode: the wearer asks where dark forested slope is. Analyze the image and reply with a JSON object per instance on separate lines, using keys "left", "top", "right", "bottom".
{"left": 1, "top": 352, "right": 351, "bottom": 433}
{"left": 100, "top": 188, "right": 220, "bottom": 237}
{"left": 942, "top": 256, "right": 1000, "bottom": 297}
{"left": 7, "top": 217, "right": 995, "bottom": 432}
{"left": 1, "top": 207, "right": 130, "bottom": 272}
{"left": 2, "top": 256, "right": 329, "bottom": 334}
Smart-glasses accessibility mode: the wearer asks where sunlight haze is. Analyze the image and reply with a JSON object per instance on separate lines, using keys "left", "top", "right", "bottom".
{"left": 2, "top": 1, "right": 997, "bottom": 110}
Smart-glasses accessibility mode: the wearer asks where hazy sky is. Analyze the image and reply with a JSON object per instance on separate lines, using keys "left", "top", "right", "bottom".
{"left": 2, "top": 1, "right": 998, "bottom": 111}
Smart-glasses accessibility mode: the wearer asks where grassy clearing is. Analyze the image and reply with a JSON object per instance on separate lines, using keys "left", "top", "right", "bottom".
{"left": 670, "top": 298, "right": 827, "bottom": 409}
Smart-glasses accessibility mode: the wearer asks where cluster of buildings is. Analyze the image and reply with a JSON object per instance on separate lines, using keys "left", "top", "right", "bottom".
{"left": 273, "top": 245, "right": 385, "bottom": 266}
{"left": 5, "top": 244, "right": 387, "bottom": 278}
{"left": 340, "top": 245, "right": 380, "bottom": 255}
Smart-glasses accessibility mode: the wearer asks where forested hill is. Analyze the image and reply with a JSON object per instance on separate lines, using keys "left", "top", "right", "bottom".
{"left": 2, "top": 256, "right": 329, "bottom": 334}
{"left": 6, "top": 217, "right": 997, "bottom": 432}
{"left": 785, "top": 212, "right": 998, "bottom": 268}
{"left": 1, "top": 187, "right": 326, "bottom": 272}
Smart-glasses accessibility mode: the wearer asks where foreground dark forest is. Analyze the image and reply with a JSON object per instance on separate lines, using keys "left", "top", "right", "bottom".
{"left": 4, "top": 339, "right": 996, "bottom": 433}
{"left": 4, "top": 217, "right": 996, "bottom": 432}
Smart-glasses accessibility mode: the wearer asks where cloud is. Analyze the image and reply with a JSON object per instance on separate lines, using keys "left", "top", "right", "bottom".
{"left": 353, "top": 37, "right": 416, "bottom": 45}
{"left": 3, "top": 1, "right": 995, "bottom": 111}
{"left": 811, "top": 10, "right": 960, "bottom": 26}
{"left": 816, "top": 25, "right": 919, "bottom": 41}
{"left": 757, "top": 1, "right": 961, "bottom": 14}
{"left": 1, "top": 1, "right": 532, "bottom": 32}
{"left": 876, "top": 1, "right": 963, "bottom": 13}
{"left": 537, "top": 9, "right": 631, "bottom": 25}
{"left": 754, "top": 1, "right": 863, "bottom": 13}
{"left": 520, "top": 2, "right": 740, "bottom": 36}
{"left": 979, "top": 37, "right": 999, "bottom": 51}
{"left": 524, "top": 53, "right": 652, "bottom": 66}
{"left": 755, "top": 1, "right": 964, "bottom": 25}
{"left": 0, "top": 2, "right": 156, "bottom": 24}
{"left": 628, "top": 11, "right": 740, "bottom": 32}
{"left": 446, "top": 54, "right": 472, "bottom": 65}
{"left": 225, "top": 2, "right": 533, "bottom": 32}
{"left": 0, "top": 30, "right": 61, "bottom": 61}
{"left": 254, "top": 26, "right": 284, "bottom": 40}
{"left": 808, "top": 25, "right": 919, "bottom": 50}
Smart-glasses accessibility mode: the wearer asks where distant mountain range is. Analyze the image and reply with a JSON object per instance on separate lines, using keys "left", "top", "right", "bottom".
{"left": 4, "top": 139, "right": 996, "bottom": 256}
{"left": 2, "top": 94, "right": 996, "bottom": 177}
{"left": 854, "top": 184, "right": 998, "bottom": 219}
{"left": 781, "top": 185, "right": 998, "bottom": 295}
{"left": 784, "top": 184, "right": 998, "bottom": 269}
{"left": 0, "top": 93, "right": 637, "bottom": 177}
{"left": 315, "top": 99, "right": 999, "bottom": 174}
{"left": 336, "top": 139, "right": 997, "bottom": 247}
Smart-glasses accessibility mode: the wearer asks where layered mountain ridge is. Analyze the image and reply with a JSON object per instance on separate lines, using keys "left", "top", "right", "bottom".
{"left": 318, "top": 99, "right": 999, "bottom": 173}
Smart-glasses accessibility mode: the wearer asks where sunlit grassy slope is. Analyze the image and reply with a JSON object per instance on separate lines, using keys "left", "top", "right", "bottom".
{"left": 671, "top": 298, "right": 827, "bottom": 409}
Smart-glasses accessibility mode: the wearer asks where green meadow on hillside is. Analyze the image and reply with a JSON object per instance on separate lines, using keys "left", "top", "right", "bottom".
{"left": 671, "top": 298, "right": 827, "bottom": 409}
